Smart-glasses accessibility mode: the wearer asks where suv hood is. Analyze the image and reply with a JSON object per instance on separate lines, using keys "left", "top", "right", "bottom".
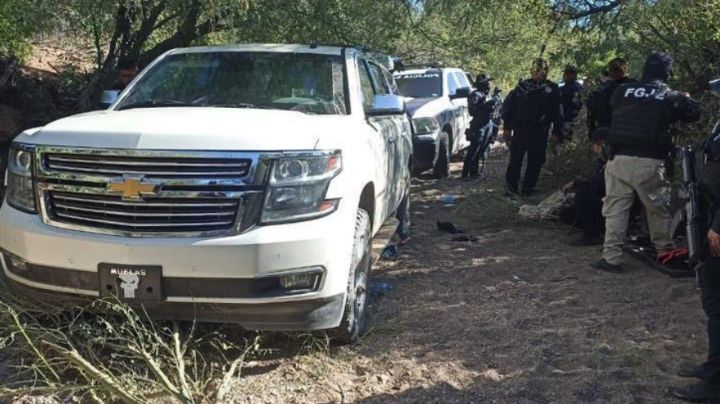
{"left": 404, "top": 97, "right": 446, "bottom": 118}
{"left": 16, "top": 108, "right": 350, "bottom": 151}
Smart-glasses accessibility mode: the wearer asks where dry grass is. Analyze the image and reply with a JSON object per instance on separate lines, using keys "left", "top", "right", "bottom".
{"left": 0, "top": 287, "right": 266, "bottom": 403}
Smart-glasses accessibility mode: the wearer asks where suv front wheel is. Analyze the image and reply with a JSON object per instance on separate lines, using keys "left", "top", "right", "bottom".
{"left": 333, "top": 208, "right": 372, "bottom": 344}
{"left": 433, "top": 131, "right": 451, "bottom": 178}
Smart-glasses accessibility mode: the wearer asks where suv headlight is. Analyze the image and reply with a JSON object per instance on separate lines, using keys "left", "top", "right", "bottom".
{"left": 261, "top": 152, "right": 342, "bottom": 224}
{"left": 412, "top": 117, "right": 440, "bottom": 135}
{"left": 5, "top": 144, "right": 37, "bottom": 213}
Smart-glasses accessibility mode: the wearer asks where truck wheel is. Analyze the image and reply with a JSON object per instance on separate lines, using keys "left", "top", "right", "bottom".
{"left": 396, "top": 182, "right": 411, "bottom": 239}
{"left": 333, "top": 209, "right": 372, "bottom": 344}
{"left": 433, "top": 132, "right": 450, "bottom": 179}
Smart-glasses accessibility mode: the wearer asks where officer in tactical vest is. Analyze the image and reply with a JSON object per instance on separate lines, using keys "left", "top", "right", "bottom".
{"left": 586, "top": 58, "right": 636, "bottom": 135}
{"left": 560, "top": 65, "right": 583, "bottom": 141}
{"left": 462, "top": 74, "right": 493, "bottom": 179}
{"left": 673, "top": 131, "right": 720, "bottom": 402}
{"left": 592, "top": 52, "right": 701, "bottom": 272}
{"left": 502, "top": 58, "right": 563, "bottom": 196}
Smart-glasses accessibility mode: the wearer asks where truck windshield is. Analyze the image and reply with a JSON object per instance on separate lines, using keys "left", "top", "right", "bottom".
{"left": 116, "top": 51, "right": 348, "bottom": 115}
{"left": 394, "top": 72, "right": 442, "bottom": 98}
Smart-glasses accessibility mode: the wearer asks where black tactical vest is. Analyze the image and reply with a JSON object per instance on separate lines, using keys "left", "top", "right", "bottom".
{"left": 468, "top": 90, "right": 490, "bottom": 128}
{"left": 608, "top": 82, "right": 671, "bottom": 154}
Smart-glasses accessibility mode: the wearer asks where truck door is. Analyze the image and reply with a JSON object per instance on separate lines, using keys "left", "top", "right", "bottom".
{"left": 364, "top": 60, "right": 403, "bottom": 214}
{"left": 382, "top": 67, "right": 412, "bottom": 204}
{"left": 358, "top": 59, "right": 393, "bottom": 220}
{"left": 448, "top": 72, "right": 470, "bottom": 153}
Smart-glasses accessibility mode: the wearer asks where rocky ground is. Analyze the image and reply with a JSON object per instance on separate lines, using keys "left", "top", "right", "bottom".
{"left": 224, "top": 157, "right": 707, "bottom": 404}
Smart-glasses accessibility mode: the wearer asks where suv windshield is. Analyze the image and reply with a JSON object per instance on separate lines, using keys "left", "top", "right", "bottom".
{"left": 394, "top": 71, "right": 442, "bottom": 98}
{"left": 116, "top": 51, "right": 348, "bottom": 115}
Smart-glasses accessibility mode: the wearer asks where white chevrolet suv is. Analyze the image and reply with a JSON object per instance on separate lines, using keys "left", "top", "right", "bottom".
{"left": 0, "top": 44, "right": 412, "bottom": 343}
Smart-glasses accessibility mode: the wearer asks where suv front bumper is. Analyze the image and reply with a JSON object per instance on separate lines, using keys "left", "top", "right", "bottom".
{"left": 0, "top": 202, "right": 355, "bottom": 330}
{"left": 412, "top": 135, "right": 440, "bottom": 172}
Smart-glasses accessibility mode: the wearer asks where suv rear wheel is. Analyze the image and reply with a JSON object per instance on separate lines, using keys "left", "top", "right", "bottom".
{"left": 396, "top": 181, "right": 411, "bottom": 239}
{"left": 333, "top": 209, "right": 372, "bottom": 344}
{"left": 432, "top": 131, "right": 451, "bottom": 178}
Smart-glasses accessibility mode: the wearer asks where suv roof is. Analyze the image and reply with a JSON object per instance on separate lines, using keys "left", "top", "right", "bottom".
{"left": 168, "top": 44, "right": 394, "bottom": 69}
{"left": 170, "top": 43, "right": 349, "bottom": 56}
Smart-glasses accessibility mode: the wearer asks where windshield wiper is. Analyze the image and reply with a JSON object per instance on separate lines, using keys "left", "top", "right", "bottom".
{"left": 209, "top": 103, "right": 261, "bottom": 109}
{"left": 117, "top": 100, "right": 199, "bottom": 111}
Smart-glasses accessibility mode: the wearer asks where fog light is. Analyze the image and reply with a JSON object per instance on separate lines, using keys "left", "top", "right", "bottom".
{"left": 279, "top": 271, "right": 321, "bottom": 291}
{"left": 5, "top": 254, "right": 28, "bottom": 273}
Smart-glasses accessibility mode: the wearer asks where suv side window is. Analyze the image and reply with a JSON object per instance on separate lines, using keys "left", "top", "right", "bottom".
{"left": 454, "top": 72, "right": 471, "bottom": 90}
{"left": 447, "top": 71, "right": 459, "bottom": 96}
{"left": 382, "top": 68, "right": 398, "bottom": 95}
{"left": 369, "top": 63, "right": 390, "bottom": 95}
{"left": 358, "top": 60, "right": 376, "bottom": 110}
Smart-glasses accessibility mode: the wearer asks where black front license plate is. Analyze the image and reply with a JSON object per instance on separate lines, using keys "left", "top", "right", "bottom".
{"left": 98, "top": 263, "right": 163, "bottom": 301}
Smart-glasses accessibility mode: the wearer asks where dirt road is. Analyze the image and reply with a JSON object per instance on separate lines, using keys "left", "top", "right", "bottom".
{"left": 228, "top": 159, "right": 707, "bottom": 404}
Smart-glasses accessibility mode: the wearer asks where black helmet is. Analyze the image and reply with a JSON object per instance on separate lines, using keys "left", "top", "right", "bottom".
{"left": 641, "top": 52, "right": 673, "bottom": 82}
{"left": 564, "top": 65, "right": 578, "bottom": 74}
{"left": 475, "top": 73, "right": 492, "bottom": 84}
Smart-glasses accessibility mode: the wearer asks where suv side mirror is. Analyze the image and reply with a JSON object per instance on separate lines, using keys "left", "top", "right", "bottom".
{"left": 450, "top": 87, "right": 471, "bottom": 100}
{"left": 368, "top": 94, "right": 405, "bottom": 116}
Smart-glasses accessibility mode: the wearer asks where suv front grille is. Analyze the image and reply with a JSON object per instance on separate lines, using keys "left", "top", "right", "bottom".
{"left": 35, "top": 147, "right": 268, "bottom": 237}
{"left": 44, "top": 153, "right": 251, "bottom": 178}
{"left": 48, "top": 191, "right": 240, "bottom": 233}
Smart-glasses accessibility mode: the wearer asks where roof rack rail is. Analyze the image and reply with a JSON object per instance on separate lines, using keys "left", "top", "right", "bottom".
{"left": 306, "top": 43, "right": 397, "bottom": 70}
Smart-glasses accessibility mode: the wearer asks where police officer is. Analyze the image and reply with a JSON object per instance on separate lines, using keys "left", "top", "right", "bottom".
{"left": 489, "top": 87, "right": 503, "bottom": 141}
{"left": 591, "top": 52, "right": 701, "bottom": 272}
{"left": 502, "top": 58, "right": 563, "bottom": 196}
{"left": 587, "top": 58, "right": 635, "bottom": 134}
{"left": 462, "top": 74, "right": 493, "bottom": 179}
{"left": 672, "top": 133, "right": 720, "bottom": 402}
{"left": 560, "top": 65, "right": 583, "bottom": 140}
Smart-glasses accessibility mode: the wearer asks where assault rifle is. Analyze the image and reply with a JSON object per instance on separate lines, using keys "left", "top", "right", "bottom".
{"left": 682, "top": 145, "right": 705, "bottom": 286}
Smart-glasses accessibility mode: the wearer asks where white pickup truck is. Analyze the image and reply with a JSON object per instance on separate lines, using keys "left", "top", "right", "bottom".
{"left": 0, "top": 44, "right": 413, "bottom": 343}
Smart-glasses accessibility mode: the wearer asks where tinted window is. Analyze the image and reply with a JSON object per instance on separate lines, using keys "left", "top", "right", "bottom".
{"left": 382, "top": 69, "right": 398, "bottom": 94}
{"left": 369, "top": 63, "right": 389, "bottom": 95}
{"left": 394, "top": 71, "right": 442, "bottom": 98}
{"left": 447, "top": 72, "right": 459, "bottom": 95}
{"left": 358, "top": 60, "right": 375, "bottom": 110}
{"left": 454, "top": 72, "right": 471, "bottom": 89}
{"left": 118, "top": 51, "right": 348, "bottom": 115}
{"left": 466, "top": 73, "right": 474, "bottom": 88}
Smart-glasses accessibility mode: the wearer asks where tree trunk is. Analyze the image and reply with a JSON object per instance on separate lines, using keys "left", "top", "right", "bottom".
{"left": 0, "top": 57, "right": 19, "bottom": 94}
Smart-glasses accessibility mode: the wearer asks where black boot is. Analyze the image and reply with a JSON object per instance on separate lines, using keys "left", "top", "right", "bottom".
{"left": 672, "top": 382, "right": 720, "bottom": 402}
{"left": 678, "top": 363, "right": 706, "bottom": 380}
{"left": 590, "top": 259, "right": 623, "bottom": 273}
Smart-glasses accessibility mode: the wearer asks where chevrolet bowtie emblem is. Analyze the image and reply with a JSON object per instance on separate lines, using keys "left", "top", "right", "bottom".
{"left": 107, "top": 176, "right": 157, "bottom": 200}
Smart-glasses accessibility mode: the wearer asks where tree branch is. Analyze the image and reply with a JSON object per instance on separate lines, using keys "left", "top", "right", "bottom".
{"left": 553, "top": 0, "right": 622, "bottom": 20}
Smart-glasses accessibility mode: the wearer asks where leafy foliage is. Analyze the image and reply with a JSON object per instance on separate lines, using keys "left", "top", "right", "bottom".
{"left": 0, "top": 0, "right": 50, "bottom": 57}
